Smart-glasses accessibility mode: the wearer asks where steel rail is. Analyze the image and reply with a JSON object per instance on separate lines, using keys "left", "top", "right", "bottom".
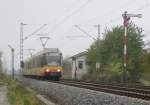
{"left": 23, "top": 76, "right": 150, "bottom": 100}
{"left": 51, "top": 79, "right": 150, "bottom": 101}
{"left": 62, "top": 79, "right": 150, "bottom": 90}
{"left": 61, "top": 79, "right": 150, "bottom": 94}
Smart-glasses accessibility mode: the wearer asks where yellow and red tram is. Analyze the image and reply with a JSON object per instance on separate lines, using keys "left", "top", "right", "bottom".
{"left": 23, "top": 48, "right": 63, "bottom": 80}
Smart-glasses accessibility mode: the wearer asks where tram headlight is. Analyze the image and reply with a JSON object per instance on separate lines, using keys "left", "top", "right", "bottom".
{"left": 46, "top": 69, "right": 49, "bottom": 72}
{"left": 57, "top": 69, "right": 61, "bottom": 72}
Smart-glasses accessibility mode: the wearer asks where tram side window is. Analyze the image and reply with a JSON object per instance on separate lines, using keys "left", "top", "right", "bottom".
{"left": 78, "top": 61, "right": 83, "bottom": 69}
{"left": 41, "top": 54, "right": 47, "bottom": 67}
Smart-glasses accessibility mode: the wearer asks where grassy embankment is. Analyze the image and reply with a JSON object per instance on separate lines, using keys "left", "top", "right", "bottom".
{"left": 141, "top": 71, "right": 150, "bottom": 86}
{"left": 0, "top": 75, "right": 42, "bottom": 105}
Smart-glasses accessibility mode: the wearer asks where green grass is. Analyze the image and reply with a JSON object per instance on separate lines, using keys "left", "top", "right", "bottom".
{"left": 0, "top": 74, "right": 5, "bottom": 86}
{"left": 1, "top": 75, "right": 42, "bottom": 105}
{"left": 141, "top": 72, "right": 150, "bottom": 86}
{"left": 62, "top": 75, "right": 72, "bottom": 80}
{"left": 141, "top": 80, "right": 150, "bottom": 86}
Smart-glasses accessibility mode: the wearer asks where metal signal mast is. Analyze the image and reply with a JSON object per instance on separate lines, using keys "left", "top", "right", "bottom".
{"left": 20, "top": 23, "right": 27, "bottom": 71}
{"left": 20, "top": 23, "right": 47, "bottom": 71}
{"left": 122, "top": 11, "right": 142, "bottom": 82}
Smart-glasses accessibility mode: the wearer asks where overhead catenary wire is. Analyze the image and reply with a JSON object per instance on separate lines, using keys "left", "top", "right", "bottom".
{"left": 22, "top": 0, "right": 83, "bottom": 41}
{"left": 48, "top": 0, "right": 93, "bottom": 33}
{"left": 21, "top": 0, "right": 93, "bottom": 58}
{"left": 74, "top": 25, "right": 96, "bottom": 40}
{"left": 35, "top": 0, "right": 83, "bottom": 34}
{"left": 64, "top": 0, "right": 83, "bottom": 12}
{"left": 28, "top": 0, "right": 148, "bottom": 40}
{"left": 23, "top": 0, "right": 150, "bottom": 55}
{"left": 65, "top": 0, "right": 150, "bottom": 51}
{"left": 33, "top": 0, "right": 90, "bottom": 35}
{"left": 23, "top": 24, "right": 48, "bottom": 40}
{"left": 131, "top": 1, "right": 150, "bottom": 12}
{"left": 81, "top": 0, "right": 150, "bottom": 29}
{"left": 81, "top": 0, "right": 140, "bottom": 25}
{"left": 108, "top": 0, "right": 139, "bottom": 13}
{"left": 96, "top": 1, "right": 150, "bottom": 29}
{"left": 66, "top": 35, "right": 88, "bottom": 39}
{"left": 22, "top": 0, "right": 150, "bottom": 41}
{"left": 65, "top": 0, "right": 150, "bottom": 42}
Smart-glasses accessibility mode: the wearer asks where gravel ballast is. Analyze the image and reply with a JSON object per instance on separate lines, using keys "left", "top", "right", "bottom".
{"left": 18, "top": 77, "right": 150, "bottom": 105}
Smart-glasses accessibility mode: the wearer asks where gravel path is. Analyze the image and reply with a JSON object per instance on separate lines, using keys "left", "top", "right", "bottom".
{"left": 0, "top": 86, "right": 10, "bottom": 105}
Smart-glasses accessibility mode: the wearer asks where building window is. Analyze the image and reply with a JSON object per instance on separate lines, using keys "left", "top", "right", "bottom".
{"left": 78, "top": 61, "right": 83, "bottom": 69}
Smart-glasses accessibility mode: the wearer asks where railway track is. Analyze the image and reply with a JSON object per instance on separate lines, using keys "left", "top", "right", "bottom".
{"left": 51, "top": 79, "right": 150, "bottom": 101}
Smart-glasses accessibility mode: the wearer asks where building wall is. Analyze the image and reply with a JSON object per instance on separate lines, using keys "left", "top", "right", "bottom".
{"left": 63, "top": 58, "right": 72, "bottom": 79}
{"left": 72, "top": 55, "right": 88, "bottom": 79}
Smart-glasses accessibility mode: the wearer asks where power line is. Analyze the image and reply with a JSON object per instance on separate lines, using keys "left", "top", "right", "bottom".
{"left": 64, "top": 0, "right": 83, "bottom": 12}
{"left": 20, "top": 10, "right": 94, "bottom": 59}
{"left": 66, "top": 35, "right": 87, "bottom": 38}
{"left": 99, "top": 2, "right": 150, "bottom": 28}
{"left": 23, "top": 24, "right": 47, "bottom": 40}
{"left": 102, "top": 0, "right": 139, "bottom": 18}
{"left": 81, "top": 0, "right": 139, "bottom": 25}
{"left": 35, "top": 0, "right": 83, "bottom": 33}
{"left": 104, "top": 2, "right": 150, "bottom": 26}
{"left": 132, "top": 2, "right": 150, "bottom": 12}
{"left": 82, "top": 0, "right": 150, "bottom": 29}
{"left": 65, "top": 1, "right": 150, "bottom": 45}
{"left": 74, "top": 25, "right": 96, "bottom": 40}
{"left": 64, "top": 1, "right": 149, "bottom": 52}
{"left": 48, "top": 0, "right": 93, "bottom": 33}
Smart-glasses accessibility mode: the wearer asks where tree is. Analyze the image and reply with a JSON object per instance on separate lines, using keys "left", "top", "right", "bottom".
{"left": 142, "top": 51, "right": 150, "bottom": 72}
{"left": 141, "top": 50, "right": 150, "bottom": 83}
{"left": 0, "top": 51, "right": 2, "bottom": 75}
{"left": 86, "top": 23, "right": 144, "bottom": 82}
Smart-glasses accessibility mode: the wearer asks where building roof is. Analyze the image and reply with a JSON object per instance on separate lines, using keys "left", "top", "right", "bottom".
{"left": 71, "top": 51, "right": 87, "bottom": 59}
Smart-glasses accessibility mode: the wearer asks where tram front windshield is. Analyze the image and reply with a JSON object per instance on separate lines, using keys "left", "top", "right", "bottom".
{"left": 46, "top": 55, "right": 61, "bottom": 66}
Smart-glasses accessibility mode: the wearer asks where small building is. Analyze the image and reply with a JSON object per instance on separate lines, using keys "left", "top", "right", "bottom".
{"left": 63, "top": 57, "right": 72, "bottom": 79}
{"left": 63, "top": 51, "right": 88, "bottom": 79}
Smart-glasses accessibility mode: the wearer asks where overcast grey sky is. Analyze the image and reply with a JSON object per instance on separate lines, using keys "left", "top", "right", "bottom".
{"left": 0, "top": 0, "right": 150, "bottom": 70}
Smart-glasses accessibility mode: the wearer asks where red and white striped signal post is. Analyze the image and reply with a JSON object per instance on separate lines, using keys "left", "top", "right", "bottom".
{"left": 122, "top": 11, "right": 142, "bottom": 82}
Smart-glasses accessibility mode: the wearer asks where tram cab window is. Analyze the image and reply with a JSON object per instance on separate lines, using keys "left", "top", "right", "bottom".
{"left": 48, "top": 62, "right": 59, "bottom": 66}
